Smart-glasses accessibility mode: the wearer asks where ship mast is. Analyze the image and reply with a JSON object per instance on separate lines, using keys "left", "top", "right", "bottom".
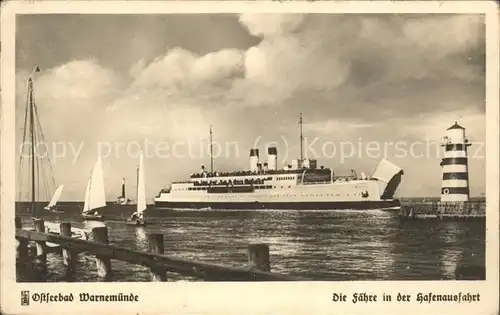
{"left": 299, "top": 113, "right": 304, "bottom": 166}
{"left": 209, "top": 125, "right": 214, "bottom": 173}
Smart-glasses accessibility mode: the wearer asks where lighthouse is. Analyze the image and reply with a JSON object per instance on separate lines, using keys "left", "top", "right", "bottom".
{"left": 440, "top": 122, "right": 471, "bottom": 202}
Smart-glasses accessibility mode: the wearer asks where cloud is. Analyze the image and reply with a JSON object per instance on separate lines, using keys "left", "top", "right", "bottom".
{"left": 399, "top": 108, "right": 485, "bottom": 143}
{"left": 127, "top": 47, "right": 244, "bottom": 90}
{"left": 116, "top": 47, "right": 245, "bottom": 112}
{"left": 128, "top": 59, "right": 146, "bottom": 78}
{"left": 108, "top": 14, "right": 485, "bottom": 117}
{"left": 105, "top": 47, "right": 247, "bottom": 143}
{"left": 36, "top": 60, "right": 123, "bottom": 104}
{"left": 16, "top": 60, "right": 123, "bottom": 139}
{"left": 402, "top": 15, "right": 484, "bottom": 58}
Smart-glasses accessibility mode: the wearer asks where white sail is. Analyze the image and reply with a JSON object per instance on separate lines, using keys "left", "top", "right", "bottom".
{"left": 137, "top": 151, "right": 147, "bottom": 213}
{"left": 47, "top": 184, "right": 64, "bottom": 208}
{"left": 82, "top": 177, "right": 92, "bottom": 213}
{"left": 82, "top": 156, "right": 107, "bottom": 214}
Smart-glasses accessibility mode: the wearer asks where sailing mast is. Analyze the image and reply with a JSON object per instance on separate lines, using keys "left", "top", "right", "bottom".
{"left": 299, "top": 113, "right": 304, "bottom": 167}
{"left": 209, "top": 125, "right": 214, "bottom": 173}
{"left": 28, "top": 66, "right": 40, "bottom": 218}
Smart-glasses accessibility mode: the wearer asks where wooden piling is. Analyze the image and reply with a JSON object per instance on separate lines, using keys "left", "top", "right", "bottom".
{"left": 60, "top": 222, "right": 76, "bottom": 273}
{"left": 33, "top": 219, "right": 47, "bottom": 261}
{"left": 148, "top": 234, "right": 167, "bottom": 281}
{"left": 15, "top": 217, "right": 28, "bottom": 259}
{"left": 92, "top": 227, "right": 112, "bottom": 280}
{"left": 15, "top": 216, "right": 23, "bottom": 229}
{"left": 248, "top": 244, "right": 270, "bottom": 272}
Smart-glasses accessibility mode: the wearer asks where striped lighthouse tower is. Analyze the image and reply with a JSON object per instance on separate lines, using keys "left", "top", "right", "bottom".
{"left": 440, "top": 122, "right": 471, "bottom": 202}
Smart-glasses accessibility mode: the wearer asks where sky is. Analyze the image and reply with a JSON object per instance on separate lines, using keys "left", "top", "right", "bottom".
{"left": 15, "top": 13, "right": 486, "bottom": 201}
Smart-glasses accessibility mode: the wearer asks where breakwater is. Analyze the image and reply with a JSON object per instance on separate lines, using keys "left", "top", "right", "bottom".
{"left": 399, "top": 200, "right": 486, "bottom": 220}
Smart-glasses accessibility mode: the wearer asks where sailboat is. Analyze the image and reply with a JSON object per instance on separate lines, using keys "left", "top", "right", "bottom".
{"left": 82, "top": 156, "right": 107, "bottom": 221}
{"left": 126, "top": 151, "right": 147, "bottom": 226}
{"left": 44, "top": 184, "right": 65, "bottom": 213}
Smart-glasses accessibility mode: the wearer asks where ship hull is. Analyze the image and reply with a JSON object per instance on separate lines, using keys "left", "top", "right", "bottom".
{"left": 82, "top": 214, "right": 104, "bottom": 221}
{"left": 154, "top": 199, "right": 400, "bottom": 210}
{"left": 126, "top": 219, "right": 146, "bottom": 226}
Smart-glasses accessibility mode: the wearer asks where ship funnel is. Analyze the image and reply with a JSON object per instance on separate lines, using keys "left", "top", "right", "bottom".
{"left": 249, "top": 149, "right": 259, "bottom": 172}
{"left": 267, "top": 147, "right": 277, "bottom": 171}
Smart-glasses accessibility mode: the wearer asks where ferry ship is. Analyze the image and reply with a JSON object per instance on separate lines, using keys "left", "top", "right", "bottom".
{"left": 154, "top": 115, "right": 404, "bottom": 210}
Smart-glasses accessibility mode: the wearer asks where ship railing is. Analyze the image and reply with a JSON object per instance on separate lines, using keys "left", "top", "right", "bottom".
{"left": 189, "top": 168, "right": 333, "bottom": 179}
{"left": 300, "top": 181, "right": 331, "bottom": 185}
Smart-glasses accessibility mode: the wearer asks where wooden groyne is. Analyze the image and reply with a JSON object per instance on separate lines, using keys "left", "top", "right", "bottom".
{"left": 399, "top": 200, "right": 486, "bottom": 220}
{"left": 15, "top": 217, "right": 305, "bottom": 281}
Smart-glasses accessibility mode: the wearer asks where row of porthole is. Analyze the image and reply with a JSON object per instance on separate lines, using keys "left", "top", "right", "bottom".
{"left": 171, "top": 192, "right": 365, "bottom": 197}
{"left": 172, "top": 188, "right": 366, "bottom": 197}
{"left": 207, "top": 194, "right": 360, "bottom": 198}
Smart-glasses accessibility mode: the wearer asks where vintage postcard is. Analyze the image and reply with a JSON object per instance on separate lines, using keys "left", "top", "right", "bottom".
{"left": 1, "top": 0, "right": 498, "bottom": 314}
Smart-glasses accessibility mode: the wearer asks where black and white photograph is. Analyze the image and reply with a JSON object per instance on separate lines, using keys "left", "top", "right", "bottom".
{"left": 1, "top": 1, "right": 498, "bottom": 314}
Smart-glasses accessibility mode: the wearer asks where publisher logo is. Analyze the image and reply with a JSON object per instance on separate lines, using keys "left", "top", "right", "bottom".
{"left": 21, "top": 290, "right": 30, "bottom": 306}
